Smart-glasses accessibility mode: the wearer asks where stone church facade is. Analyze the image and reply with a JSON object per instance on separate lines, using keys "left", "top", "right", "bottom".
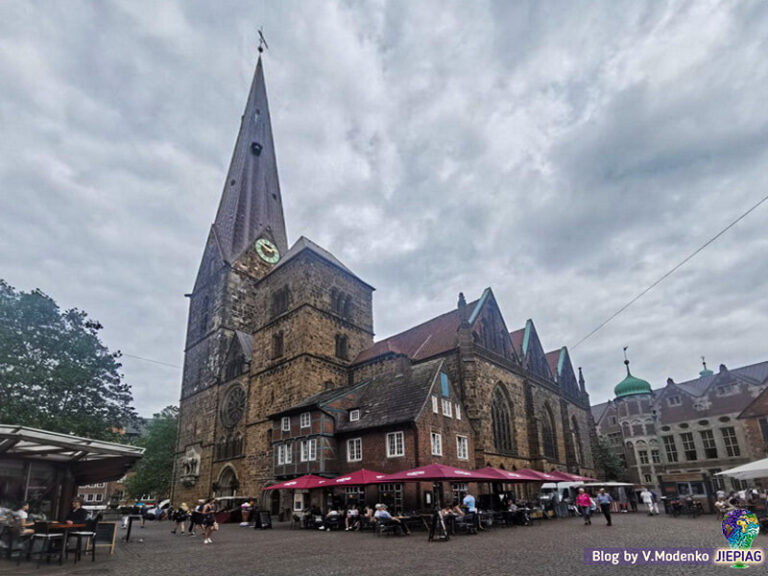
{"left": 172, "top": 57, "right": 596, "bottom": 511}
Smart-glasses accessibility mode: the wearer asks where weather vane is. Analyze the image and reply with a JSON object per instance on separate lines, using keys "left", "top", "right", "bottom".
{"left": 258, "top": 28, "right": 269, "bottom": 54}
{"left": 623, "top": 346, "right": 629, "bottom": 362}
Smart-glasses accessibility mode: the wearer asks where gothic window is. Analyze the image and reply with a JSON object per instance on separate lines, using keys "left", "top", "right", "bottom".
{"left": 330, "top": 289, "right": 353, "bottom": 319}
{"left": 220, "top": 385, "right": 246, "bottom": 428}
{"left": 335, "top": 334, "right": 348, "bottom": 360}
{"left": 271, "top": 285, "right": 290, "bottom": 317}
{"left": 491, "top": 385, "right": 514, "bottom": 453}
{"left": 343, "top": 295, "right": 352, "bottom": 319}
{"left": 571, "top": 416, "right": 583, "bottom": 465}
{"left": 272, "top": 332, "right": 284, "bottom": 359}
{"left": 541, "top": 405, "right": 557, "bottom": 459}
{"left": 224, "top": 356, "right": 245, "bottom": 381}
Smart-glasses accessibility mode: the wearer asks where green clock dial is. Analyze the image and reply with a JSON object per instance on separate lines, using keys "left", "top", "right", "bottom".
{"left": 255, "top": 237, "right": 280, "bottom": 264}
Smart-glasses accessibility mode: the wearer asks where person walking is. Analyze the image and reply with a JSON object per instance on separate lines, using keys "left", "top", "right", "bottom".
{"left": 596, "top": 489, "right": 613, "bottom": 526}
{"left": 189, "top": 500, "right": 204, "bottom": 536}
{"left": 640, "top": 487, "right": 656, "bottom": 516}
{"left": 201, "top": 498, "right": 217, "bottom": 544}
{"left": 575, "top": 488, "right": 592, "bottom": 525}
{"left": 171, "top": 503, "right": 189, "bottom": 534}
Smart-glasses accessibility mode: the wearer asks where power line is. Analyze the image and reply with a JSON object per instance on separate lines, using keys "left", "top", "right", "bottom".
{"left": 572, "top": 192, "right": 768, "bottom": 350}
{"left": 121, "top": 353, "right": 181, "bottom": 369}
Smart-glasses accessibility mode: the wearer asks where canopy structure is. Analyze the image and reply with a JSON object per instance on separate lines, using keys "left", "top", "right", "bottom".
{"left": 313, "top": 469, "right": 387, "bottom": 487}
{"left": 0, "top": 424, "right": 144, "bottom": 484}
{"left": 515, "top": 468, "right": 560, "bottom": 481}
{"left": 262, "top": 474, "right": 327, "bottom": 490}
{"left": 377, "top": 463, "right": 499, "bottom": 483}
{"left": 716, "top": 458, "right": 768, "bottom": 480}
{"left": 550, "top": 471, "right": 598, "bottom": 482}
{"left": 580, "top": 481, "right": 634, "bottom": 487}
{"left": 474, "top": 467, "right": 546, "bottom": 482}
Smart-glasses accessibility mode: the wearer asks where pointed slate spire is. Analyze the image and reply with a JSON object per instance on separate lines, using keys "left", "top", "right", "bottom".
{"left": 213, "top": 56, "right": 287, "bottom": 262}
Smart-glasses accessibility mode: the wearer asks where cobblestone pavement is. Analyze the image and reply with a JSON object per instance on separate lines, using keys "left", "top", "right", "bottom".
{"left": 2, "top": 513, "right": 761, "bottom": 576}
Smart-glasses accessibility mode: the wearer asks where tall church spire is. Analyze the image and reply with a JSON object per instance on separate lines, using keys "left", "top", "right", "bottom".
{"left": 213, "top": 56, "right": 287, "bottom": 262}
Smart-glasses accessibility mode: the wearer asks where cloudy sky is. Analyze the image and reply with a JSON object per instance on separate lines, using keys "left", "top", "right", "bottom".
{"left": 2, "top": 0, "right": 767, "bottom": 416}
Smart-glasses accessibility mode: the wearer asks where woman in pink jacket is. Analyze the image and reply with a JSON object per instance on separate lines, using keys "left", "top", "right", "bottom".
{"left": 575, "top": 488, "right": 593, "bottom": 526}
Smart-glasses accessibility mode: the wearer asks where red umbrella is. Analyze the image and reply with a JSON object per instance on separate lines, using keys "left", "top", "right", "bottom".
{"left": 561, "top": 472, "right": 599, "bottom": 482}
{"left": 515, "top": 468, "right": 560, "bottom": 482}
{"left": 312, "top": 469, "right": 387, "bottom": 487}
{"left": 376, "top": 463, "right": 500, "bottom": 482}
{"left": 262, "top": 474, "right": 327, "bottom": 490}
{"left": 474, "top": 467, "right": 547, "bottom": 482}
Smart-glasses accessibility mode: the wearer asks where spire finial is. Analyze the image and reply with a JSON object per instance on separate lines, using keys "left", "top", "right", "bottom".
{"left": 258, "top": 28, "right": 269, "bottom": 54}
{"left": 623, "top": 346, "right": 631, "bottom": 375}
{"left": 701, "top": 355, "right": 707, "bottom": 371}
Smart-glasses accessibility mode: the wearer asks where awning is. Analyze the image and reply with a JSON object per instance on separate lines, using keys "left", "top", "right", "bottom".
{"left": 547, "top": 470, "right": 598, "bottom": 482}
{"left": 716, "top": 458, "right": 768, "bottom": 480}
{"left": 313, "top": 469, "right": 387, "bottom": 487}
{"left": 515, "top": 468, "right": 560, "bottom": 481}
{"left": 376, "top": 463, "right": 499, "bottom": 483}
{"left": 0, "top": 424, "right": 144, "bottom": 484}
{"left": 474, "top": 467, "right": 546, "bottom": 482}
{"left": 262, "top": 474, "right": 328, "bottom": 490}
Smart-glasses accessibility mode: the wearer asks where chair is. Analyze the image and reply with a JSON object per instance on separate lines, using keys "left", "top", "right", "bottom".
{"left": 453, "top": 512, "right": 477, "bottom": 535}
{"left": 27, "top": 522, "right": 64, "bottom": 567}
{"left": 67, "top": 517, "right": 98, "bottom": 563}
{"left": 290, "top": 514, "right": 302, "bottom": 530}
{"left": 375, "top": 518, "right": 403, "bottom": 537}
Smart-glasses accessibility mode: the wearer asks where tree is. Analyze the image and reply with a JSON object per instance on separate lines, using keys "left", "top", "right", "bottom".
{"left": 592, "top": 436, "right": 627, "bottom": 481}
{"left": 124, "top": 406, "right": 179, "bottom": 500}
{"left": 0, "top": 280, "right": 136, "bottom": 438}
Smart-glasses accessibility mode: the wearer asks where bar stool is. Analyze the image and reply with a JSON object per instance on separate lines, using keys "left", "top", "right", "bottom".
{"left": 27, "top": 522, "right": 64, "bottom": 567}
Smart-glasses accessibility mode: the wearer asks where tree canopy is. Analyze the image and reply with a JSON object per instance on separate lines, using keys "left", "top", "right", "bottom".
{"left": 591, "top": 436, "right": 627, "bottom": 481}
{"left": 0, "top": 280, "right": 136, "bottom": 439}
{"left": 124, "top": 406, "right": 178, "bottom": 500}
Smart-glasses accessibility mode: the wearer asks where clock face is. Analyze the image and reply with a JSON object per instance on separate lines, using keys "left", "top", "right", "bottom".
{"left": 255, "top": 237, "right": 280, "bottom": 264}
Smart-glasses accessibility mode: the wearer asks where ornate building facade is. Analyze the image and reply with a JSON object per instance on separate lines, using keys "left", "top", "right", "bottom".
{"left": 171, "top": 57, "right": 596, "bottom": 511}
{"left": 593, "top": 358, "right": 768, "bottom": 492}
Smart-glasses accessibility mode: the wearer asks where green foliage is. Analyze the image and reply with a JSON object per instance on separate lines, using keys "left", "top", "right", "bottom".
{"left": 0, "top": 280, "right": 136, "bottom": 439}
{"left": 592, "top": 436, "right": 627, "bottom": 481}
{"left": 124, "top": 406, "right": 179, "bottom": 500}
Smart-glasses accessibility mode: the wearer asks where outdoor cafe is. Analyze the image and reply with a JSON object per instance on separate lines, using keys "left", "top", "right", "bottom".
{"left": 263, "top": 463, "right": 597, "bottom": 537}
{"left": 0, "top": 425, "right": 144, "bottom": 564}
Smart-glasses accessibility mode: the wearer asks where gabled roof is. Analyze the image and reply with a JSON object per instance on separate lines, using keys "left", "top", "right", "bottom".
{"left": 212, "top": 56, "right": 288, "bottom": 262}
{"left": 337, "top": 359, "right": 445, "bottom": 432}
{"left": 545, "top": 350, "right": 561, "bottom": 380}
{"left": 509, "top": 328, "right": 525, "bottom": 356}
{"left": 354, "top": 300, "right": 479, "bottom": 364}
{"left": 739, "top": 386, "right": 768, "bottom": 419}
{"left": 591, "top": 401, "right": 611, "bottom": 424}
{"left": 271, "top": 236, "right": 373, "bottom": 289}
{"left": 270, "top": 359, "right": 446, "bottom": 432}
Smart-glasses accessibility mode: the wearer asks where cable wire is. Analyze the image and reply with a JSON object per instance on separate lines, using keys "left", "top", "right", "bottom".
{"left": 572, "top": 192, "right": 768, "bottom": 350}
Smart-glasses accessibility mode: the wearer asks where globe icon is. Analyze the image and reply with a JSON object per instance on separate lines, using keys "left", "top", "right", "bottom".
{"left": 721, "top": 509, "right": 760, "bottom": 569}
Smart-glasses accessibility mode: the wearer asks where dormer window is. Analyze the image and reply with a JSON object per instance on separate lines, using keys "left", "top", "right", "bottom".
{"left": 668, "top": 395, "right": 681, "bottom": 407}
{"left": 349, "top": 409, "right": 360, "bottom": 422}
{"left": 281, "top": 417, "right": 290, "bottom": 432}
{"left": 300, "top": 412, "right": 311, "bottom": 428}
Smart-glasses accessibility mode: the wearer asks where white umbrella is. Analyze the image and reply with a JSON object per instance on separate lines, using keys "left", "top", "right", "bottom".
{"left": 716, "top": 457, "right": 768, "bottom": 480}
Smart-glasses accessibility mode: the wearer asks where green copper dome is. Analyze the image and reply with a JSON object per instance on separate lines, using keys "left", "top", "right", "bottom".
{"left": 614, "top": 360, "right": 652, "bottom": 398}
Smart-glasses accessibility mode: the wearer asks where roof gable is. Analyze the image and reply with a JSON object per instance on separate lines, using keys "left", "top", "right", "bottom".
{"left": 521, "top": 319, "right": 553, "bottom": 381}
{"left": 271, "top": 236, "right": 373, "bottom": 289}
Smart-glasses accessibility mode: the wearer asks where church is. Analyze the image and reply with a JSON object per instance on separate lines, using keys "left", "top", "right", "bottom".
{"left": 171, "top": 56, "right": 597, "bottom": 514}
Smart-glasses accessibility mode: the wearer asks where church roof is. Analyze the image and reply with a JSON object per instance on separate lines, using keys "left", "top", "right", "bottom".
{"left": 212, "top": 56, "right": 288, "bottom": 263}
{"left": 354, "top": 300, "right": 480, "bottom": 364}
{"left": 509, "top": 328, "right": 525, "bottom": 356}
{"left": 272, "top": 236, "right": 373, "bottom": 289}
{"left": 234, "top": 330, "right": 253, "bottom": 362}
{"left": 545, "top": 350, "right": 561, "bottom": 380}
{"left": 590, "top": 401, "right": 611, "bottom": 424}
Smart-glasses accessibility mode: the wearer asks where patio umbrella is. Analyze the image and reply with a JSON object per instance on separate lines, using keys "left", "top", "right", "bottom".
{"left": 313, "top": 469, "right": 387, "bottom": 487}
{"left": 546, "top": 470, "right": 598, "bottom": 482}
{"left": 716, "top": 457, "right": 768, "bottom": 480}
{"left": 262, "top": 474, "right": 328, "bottom": 490}
{"left": 515, "top": 468, "right": 560, "bottom": 482}
{"left": 474, "top": 467, "right": 547, "bottom": 482}
{"left": 377, "top": 463, "right": 501, "bottom": 482}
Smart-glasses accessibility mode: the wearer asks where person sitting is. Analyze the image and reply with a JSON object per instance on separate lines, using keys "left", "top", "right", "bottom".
{"left": 345, "top": 504, "right": 360, "bottom": 531}
{"left": 65, "top": 498, "right": 89, "bottom": 524}
{"left": 324, "top": 506, "right": 341, "bottom": 531}
{"left": 374, "top": 504, "right": 410, "bottom": 535}
{"left": 15, "top": 503, "right": 34, "bottom": 535}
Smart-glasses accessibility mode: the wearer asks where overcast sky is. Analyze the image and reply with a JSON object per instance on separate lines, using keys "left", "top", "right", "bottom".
{"left": 2, "top": 0, "right": 767, "bottom": 417}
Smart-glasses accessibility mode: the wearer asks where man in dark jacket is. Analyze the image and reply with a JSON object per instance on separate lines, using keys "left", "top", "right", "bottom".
{"left": 65, "top": 498, "right": 88, "bottom": 524}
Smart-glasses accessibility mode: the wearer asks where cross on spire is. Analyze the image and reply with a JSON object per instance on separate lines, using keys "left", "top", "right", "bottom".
{"left": 258, "top": 28, "right": 269, "bottom": 54}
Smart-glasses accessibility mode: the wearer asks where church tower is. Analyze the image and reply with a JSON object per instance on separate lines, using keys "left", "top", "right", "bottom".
{"left": 181, "top": 56, "right": 287, "bottom": 401}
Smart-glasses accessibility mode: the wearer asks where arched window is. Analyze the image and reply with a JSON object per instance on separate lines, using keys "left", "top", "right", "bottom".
{"left": 492, "top": 385, "right": 514, "bottom": 453}
{"left": 571, "top": 416, "right": 583, "bottom": 465}
{"left": 541, "top": 405, "right": 557, "bottom": 459}
{"left": 622, "top": 421, "right": 631, "bottom": 437}
{"left": 216, "top": 466, "right": 238, "bottom": 498}
{"left": 335, "top": 334, "right": 348, "bottom": 360}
